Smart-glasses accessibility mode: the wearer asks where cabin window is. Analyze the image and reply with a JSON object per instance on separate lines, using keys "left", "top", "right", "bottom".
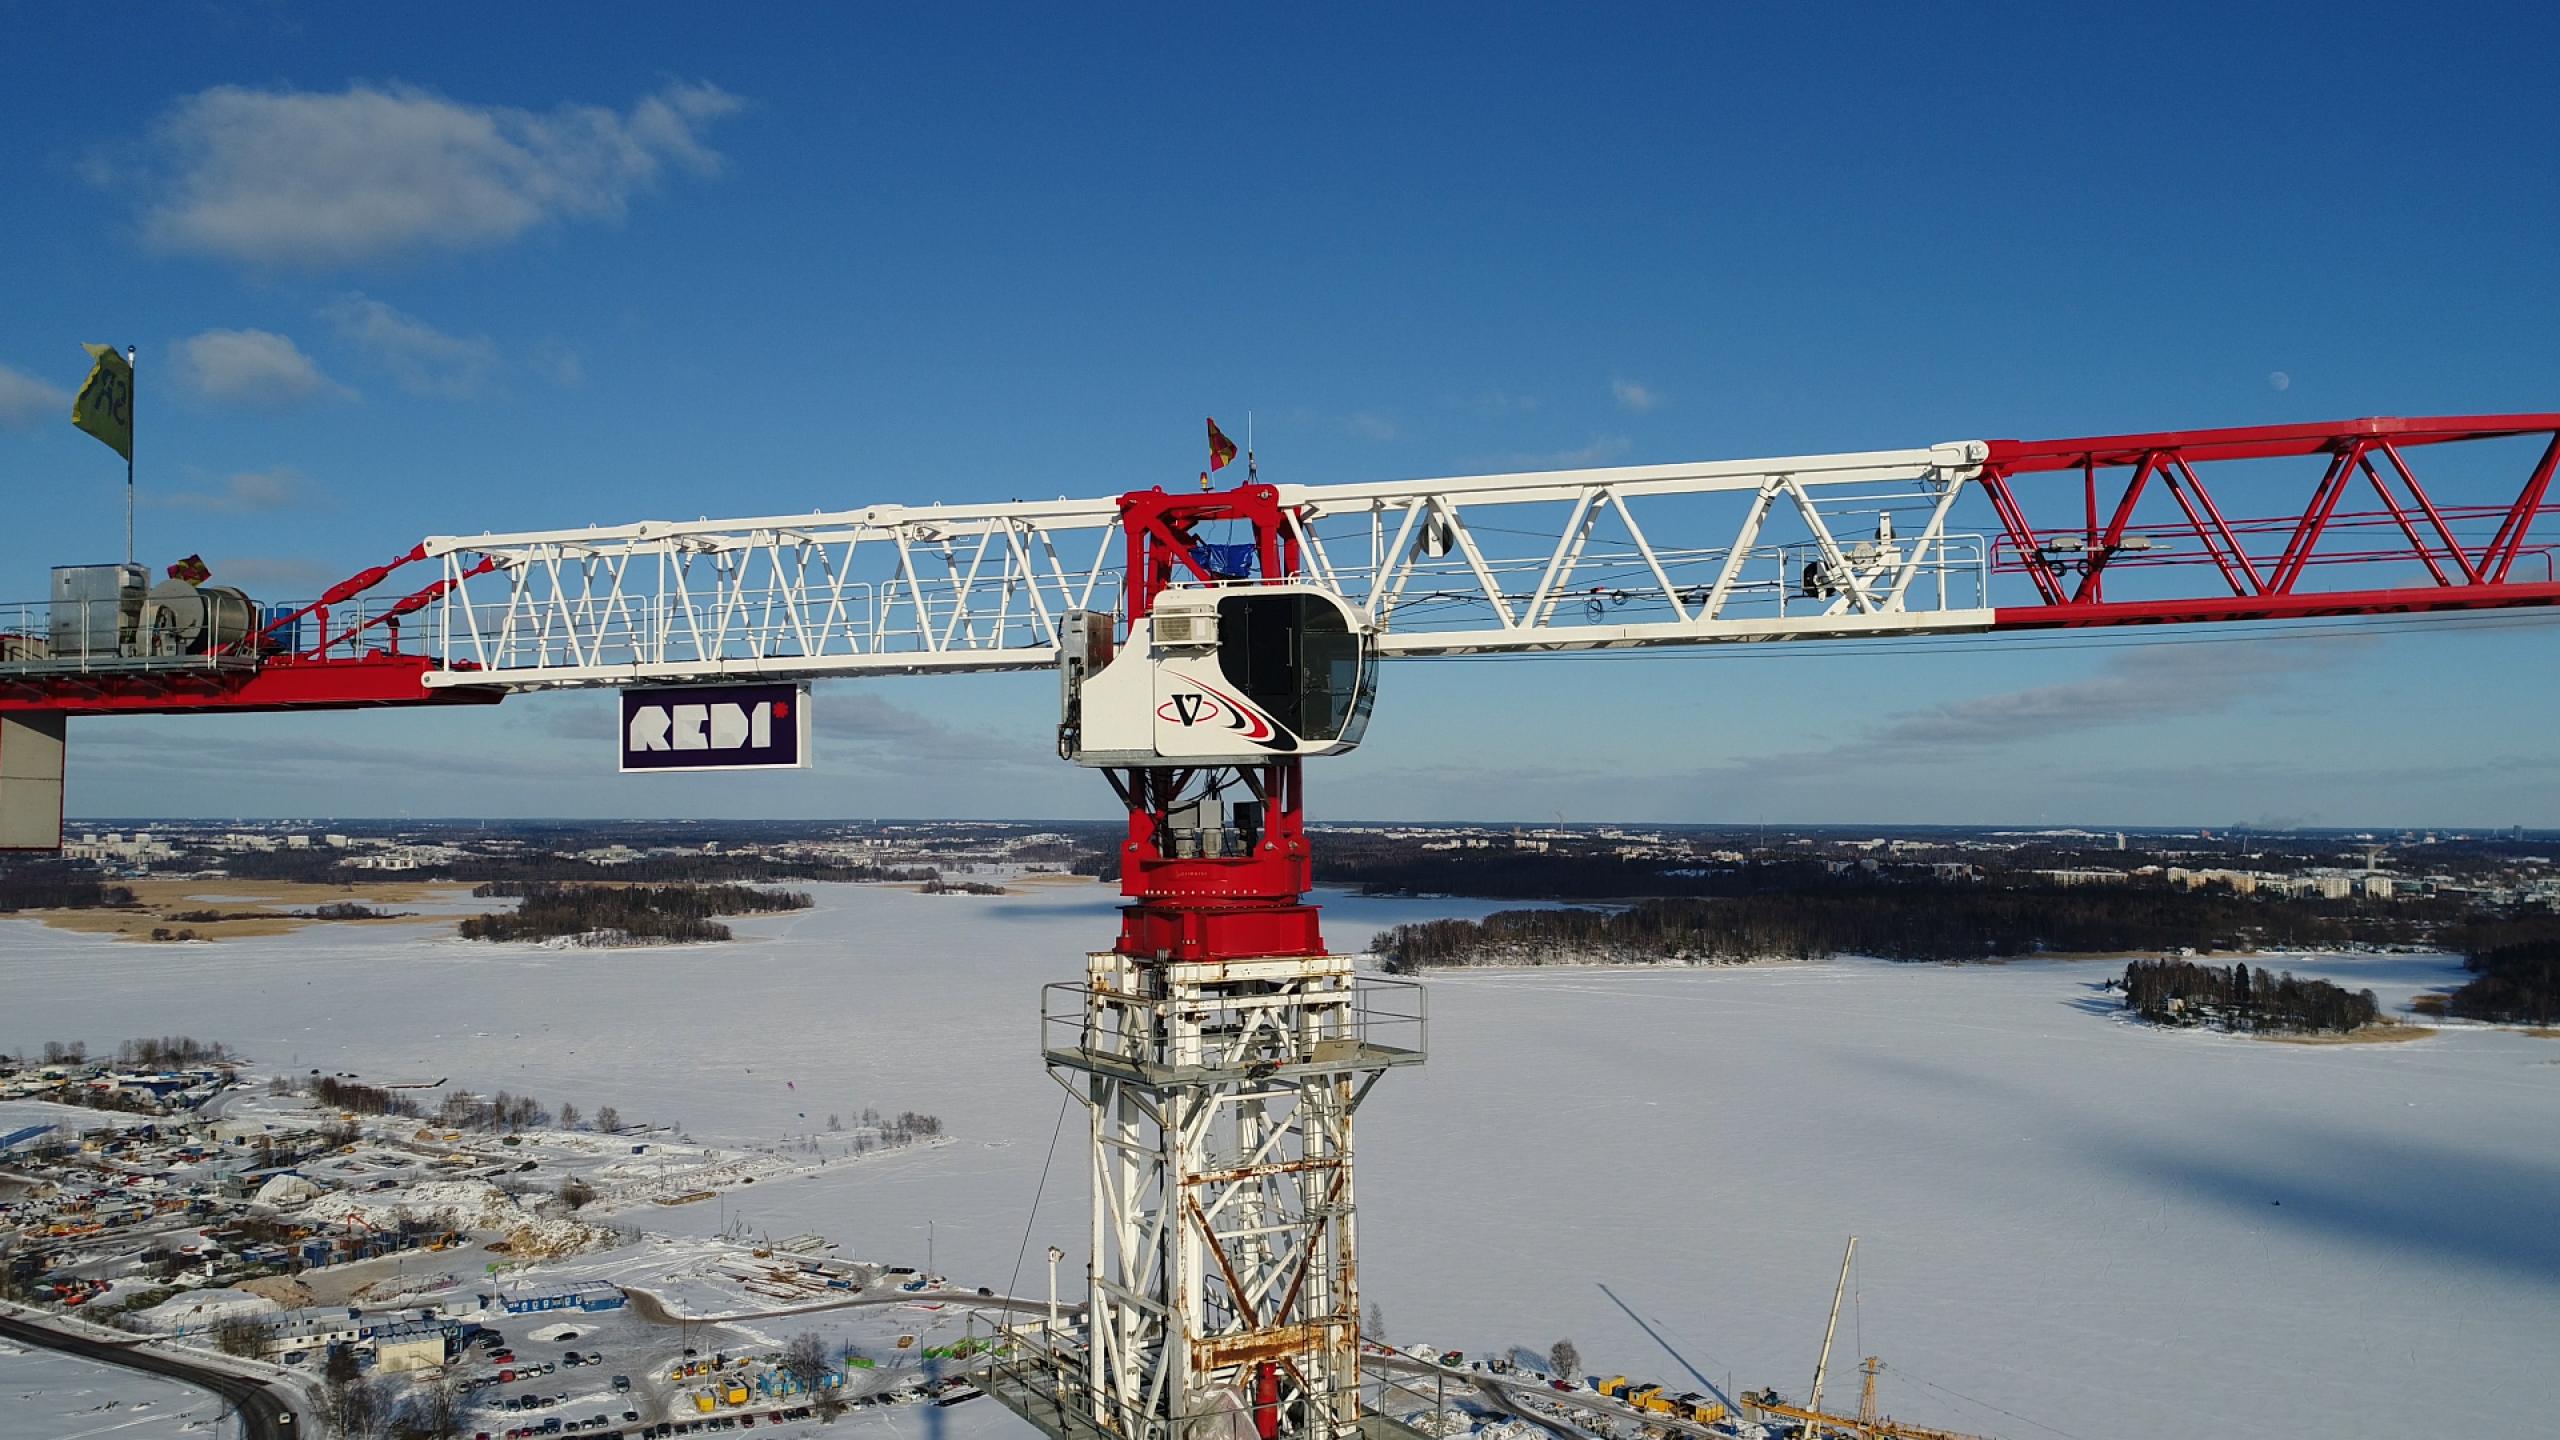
{"left": 1216, "top": 593, "right": 1373, "bottom": 744}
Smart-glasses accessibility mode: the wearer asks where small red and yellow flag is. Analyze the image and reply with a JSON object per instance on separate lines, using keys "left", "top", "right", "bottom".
{"left": 1207, "top": 417, "right": 1239, "bottom": 473}
{"left": 167, "top": 554, "right": 211, "bottom": 584}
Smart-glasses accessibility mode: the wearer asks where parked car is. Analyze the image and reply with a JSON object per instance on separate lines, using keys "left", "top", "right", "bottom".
{"left": 613, "top": 1376, "right": 631, "bottom": 1394}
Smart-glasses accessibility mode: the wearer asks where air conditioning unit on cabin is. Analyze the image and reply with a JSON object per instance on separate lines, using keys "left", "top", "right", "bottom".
{"left": 1150, "top": 596, "right": 1219, "bottom": 650}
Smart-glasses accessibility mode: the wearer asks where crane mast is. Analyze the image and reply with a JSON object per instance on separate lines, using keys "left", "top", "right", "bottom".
{"left": 6, "top": 412, "right": 2560, "bottom": 1440}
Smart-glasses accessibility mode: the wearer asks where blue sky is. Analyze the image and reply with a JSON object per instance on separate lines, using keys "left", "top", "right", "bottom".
{"left": 2, "top": 3, "right": 2556, "bottom": 826}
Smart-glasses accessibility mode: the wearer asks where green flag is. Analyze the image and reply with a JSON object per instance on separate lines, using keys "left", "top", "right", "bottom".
{"left": 72, "top": 343, "right": 133, "bottom": 461}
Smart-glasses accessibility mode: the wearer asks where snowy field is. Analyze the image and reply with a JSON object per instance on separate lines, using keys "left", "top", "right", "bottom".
{"left": 5, "top": 882, "right": 2556, "bottom": 1438}
{"left": 0, "top": 1337, "right": 225, "bottom": 1440}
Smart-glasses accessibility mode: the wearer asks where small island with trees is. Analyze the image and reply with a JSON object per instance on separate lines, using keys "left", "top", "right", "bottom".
{"left": 459, "top": 881, "right": 811, "bottom": 946}
{"left": 2115, "top": 958, "right": 2390, "bottom": 1037}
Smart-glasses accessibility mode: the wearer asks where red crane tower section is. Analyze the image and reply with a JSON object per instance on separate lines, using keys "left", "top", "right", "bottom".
{"left": 1106, "top": 484, "right": 1324, "bottom": 963}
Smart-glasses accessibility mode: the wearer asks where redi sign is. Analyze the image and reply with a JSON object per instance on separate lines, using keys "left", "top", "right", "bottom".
{"left": 619, "top": 684, "right": 810, "bottom": 773}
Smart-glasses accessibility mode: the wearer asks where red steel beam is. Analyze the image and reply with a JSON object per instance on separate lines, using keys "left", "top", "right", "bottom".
{"left": 0, "top": 655, "right": 504, "bottom": 717}
{"left": 1995, "top": 580, "right": 2560, "bottom": 630}
{"left": 1981, "top": 414, "right": 2560, "bottom": 472}
{"left": 1981, "top": 414, "right": 2560, "bottom": 629}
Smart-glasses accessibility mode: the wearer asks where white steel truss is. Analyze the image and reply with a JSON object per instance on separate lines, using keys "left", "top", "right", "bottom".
{"left": 1031, "top": 952, "right": 1426, "bottom": 1440}
{"left": 418, "top": 440, "right": 1993, "bottom": 689}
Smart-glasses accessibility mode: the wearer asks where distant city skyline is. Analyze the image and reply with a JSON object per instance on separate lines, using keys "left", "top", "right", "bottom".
{"left": 3, "top": 6, "right": 2554, "bottom": 826}
{"left": 45, "top": 812, "right": 2552, "bottom": 839}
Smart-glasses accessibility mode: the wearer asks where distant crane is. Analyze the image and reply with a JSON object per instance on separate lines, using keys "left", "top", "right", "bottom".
{"left": 1807, "top": 1237, "right": 1856, "bottom": 1423}
{"left": 1745, "top": 1240, "right": 1990, "bottom": 1440}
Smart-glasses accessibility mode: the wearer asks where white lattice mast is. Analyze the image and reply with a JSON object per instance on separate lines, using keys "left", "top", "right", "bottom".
{"left": 1051, "top": 946, "right": 1419, "bottom": 1440}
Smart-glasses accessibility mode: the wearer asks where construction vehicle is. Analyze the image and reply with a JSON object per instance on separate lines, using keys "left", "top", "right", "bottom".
{"left": 7, "top": 413, "right": 2560, "bottom": 1440}
{"left": 1741, "top": 1390, "right": 1986, "bottom": 1440}
{"left": 1671, "top": 1393, "right": 1727, "bottom": 1425}
{"left": 1741, "top": 1240, "right": 1987, "bottom": 1440}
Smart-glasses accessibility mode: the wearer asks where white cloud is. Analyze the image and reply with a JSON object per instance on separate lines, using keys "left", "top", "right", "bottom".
{"left": 1500, "top": 434, "right": 1632, "bottom": 469}
{"left": 1611, "top": 377, "right": 1661, "bottom": 412}
{"left": 157, "top": 468, "right": 310, "bottom": 514}
{"left": 322, "top": 294, "right": 498, "bottom": 398}
{"left": 1734, "top": 642, "right": 2354, "bottom": 782}
{"left": 1457, "top": 389, "right": 1540, "bottom": 414}
{"left": 174, "top": 328, "right": 350, "bottom": 408}
{"left": 134, "top": 80, "right": 743, "bottom": 268}
{"left": 531, "top": 338, "right": 584, "bottom": 387}
{"left": 1345, "top": 411, "right": 1398, "bottom": 442}
{"left": 214, "top": 555, "right": 341, "bottom": 590}
{"left": 0, "top": 362, "right": 71, "bottom": 428}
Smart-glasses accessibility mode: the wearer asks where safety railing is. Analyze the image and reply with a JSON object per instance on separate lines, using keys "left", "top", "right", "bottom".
{"left": 980, "top": 1315, "right": 1438, "bottom": 1440}
{"left": 0, "top": 591, "right": 464, "bottom": 678}
{"left": 1041, "top": 973, "right": 1427, "bottom": 1086}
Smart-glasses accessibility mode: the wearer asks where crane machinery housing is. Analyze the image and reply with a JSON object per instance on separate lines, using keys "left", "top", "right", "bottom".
{"left": 4, "top": 412, "right": 2558, "bottom": 1440}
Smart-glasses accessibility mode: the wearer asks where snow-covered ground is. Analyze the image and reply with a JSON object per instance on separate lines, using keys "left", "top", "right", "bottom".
{"left": 0, "top": 1336, "right": 226, "bottom": 1440}
{"left": 0, "top": 1098, "right": 159, "bottom": 1135}
{"left": 5, "top": 883, "right": 2556, "bottom": 1438}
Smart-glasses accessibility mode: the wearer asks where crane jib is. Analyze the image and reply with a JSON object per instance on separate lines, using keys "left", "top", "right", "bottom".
{"left": 2, "top": 412, "right": 2558, "bottom": 848}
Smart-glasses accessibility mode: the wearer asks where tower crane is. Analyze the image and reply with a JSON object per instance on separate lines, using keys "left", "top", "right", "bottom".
{"left": 5, "top": 413, "right": 2559, "bottom": 1440}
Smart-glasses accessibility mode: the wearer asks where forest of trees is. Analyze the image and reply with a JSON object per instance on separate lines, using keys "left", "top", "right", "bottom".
{"left": 1374, "top": 880, "right": 2379, "bottom": 971}
{"left": 219, "top": 847, "right": 931, "bottom": 886}
{"left": 458, "top": 882, "right": 812, "bottom": 944}
{"left": 1323, "top": 846, "right": 1749, "bottom": 900}
{"left": 434, "top": 1088, "right": 552, "bottom": 1131}
{"left": 0, "top": 860, "right": 133, "bottom": 912}
{"left": 115, "top": 1036, "right": 232, "bottom": 1067}
{"left": 2118, "top": 958, "right": 2381, "bottom": 1034}
{"left": 311, "top": 1076, "right": 422, "bottom": 1117}
{"left": 10, "top": 1036, "right": 231, "bottom": 1070}
{"left": 2440, "top": 914, "right": 2560, "bottom": 1023}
